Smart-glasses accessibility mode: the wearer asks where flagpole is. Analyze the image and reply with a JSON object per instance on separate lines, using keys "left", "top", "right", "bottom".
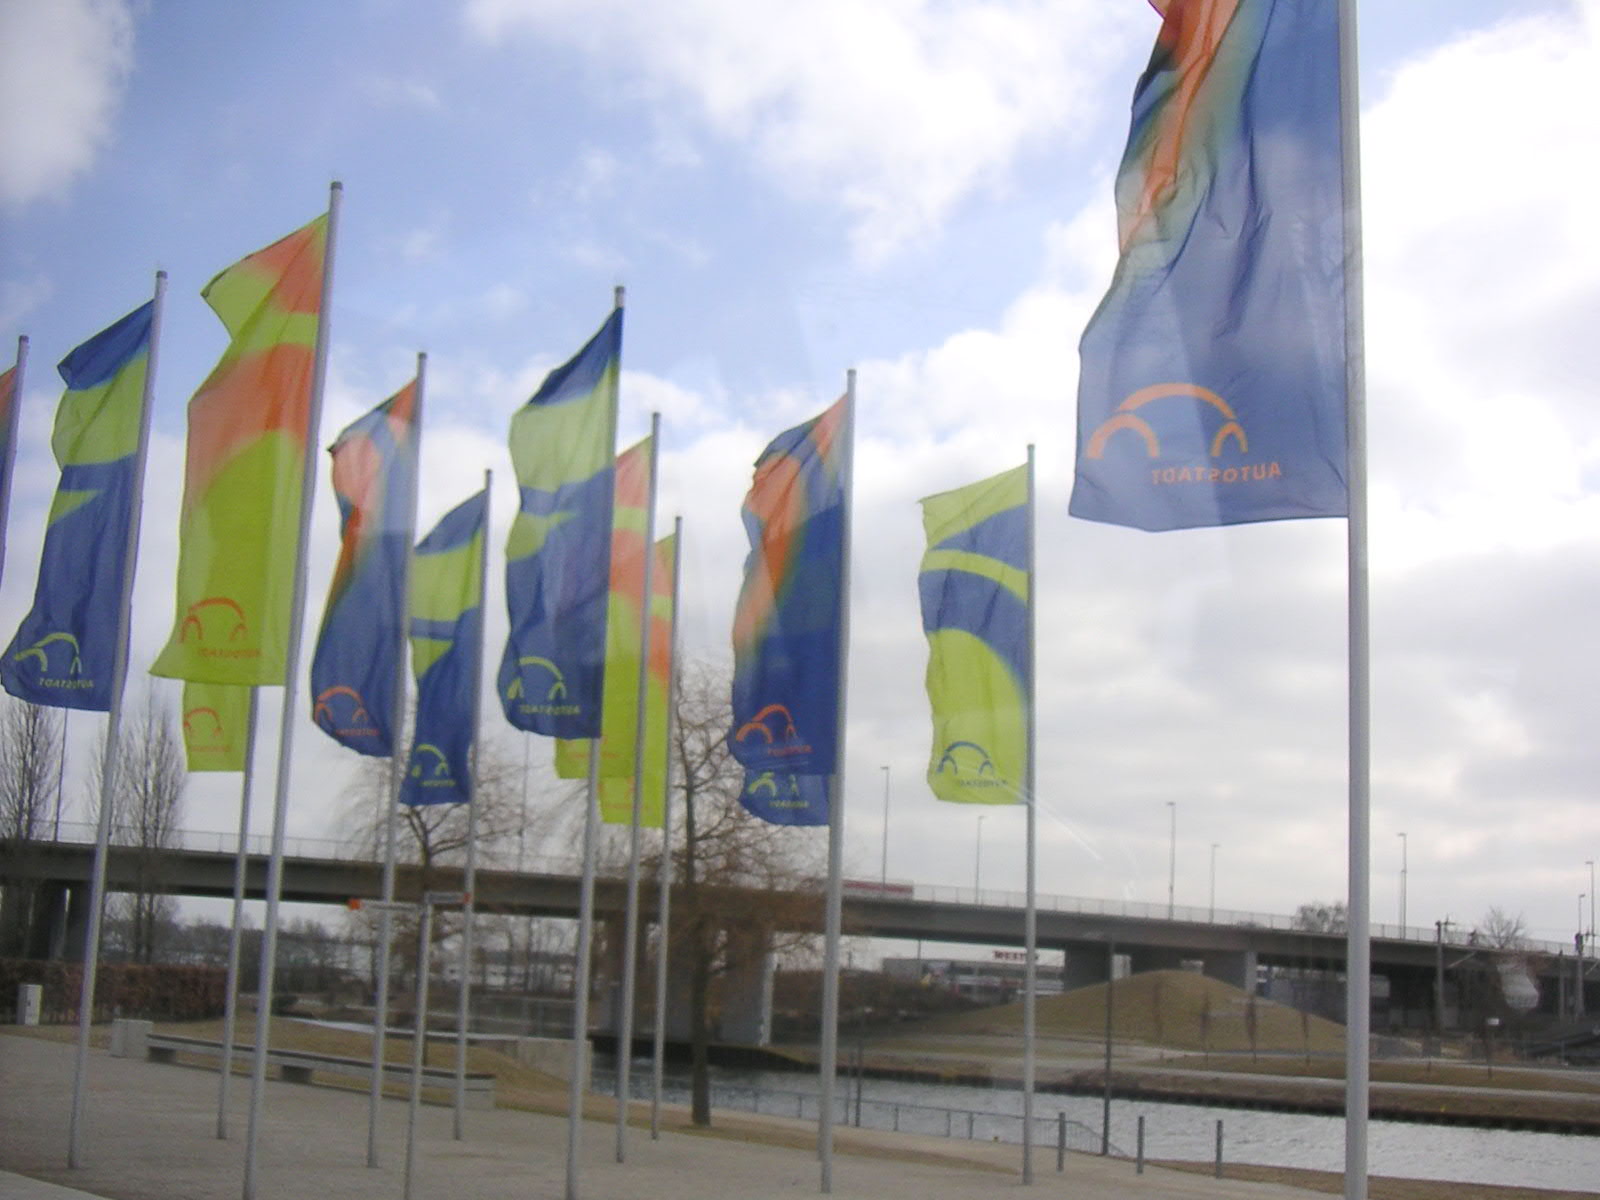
{"left": 0, "top": 333, "right": 27, "bottom": 585}
{"left": 567, "top": 741, "right": 601, "bottom": 1200}
{"left": 649, "top": 518, "right": 683, "bottom": 1140}
{"left": 216, "top": 688, "right": 261, "bottom": 1139}
{"left": 1021, "top": 444, "right": 1037, "bottom": 1184}
{"left": 1338, "top": 4, "right": 1372, "bottom": 1198}
{"left": 615, "top": 412, "right": 661, "bottom": 1162}
{"left": 67, "top": 269, "right": 166, "bottom": 1168}
{"left": 243, "top": 180, "right": 341, "bottom": 1200}
{"left": 370, "top": 353, "right": 427, "bottom": 1165}
{"left": 818, "top": 370, "right": 856, "bottom": 1194}
{"left": 454, "top": 469, "right": 491, "bottom": 1140}
{"left": 403, "top": 899, "right": 434, "bottom": 1200}
{"left": 566, "top": 284, "right": 625, "bottom": 1200}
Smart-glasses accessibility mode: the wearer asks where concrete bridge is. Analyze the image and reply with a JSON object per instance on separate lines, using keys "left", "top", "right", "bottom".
{"left": 2, "top": 826, "right": 1591, "bottom": 1035}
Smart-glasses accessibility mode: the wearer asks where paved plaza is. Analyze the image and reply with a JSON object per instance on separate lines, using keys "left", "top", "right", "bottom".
{"left": 0, "top": 1032, "right": 1325, "bottom": 1200}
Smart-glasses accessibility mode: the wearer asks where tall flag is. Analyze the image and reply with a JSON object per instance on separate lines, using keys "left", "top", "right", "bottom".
{"left": 403, "top": 488, "right": 487, "bottom": 806}
{"left": 181, "top": 681, "right": 251, "bottom": 772}
{"left": 728, "top": 396, "right": 846, "bottom": 791}
{"left": 553, "top": 441, "right": 673, "bottom": 826}
{"left": 151, "top": 214, "right": 329, "bottom": 683}
{"left": 0, "top": 336, "right": 25, "bottom": 585}
{"left": 1069, "top": 0, "right": 1346, "bottom": 532}
{"left": 1, "top": 303, "right": 154, "bottom": 710}
{"left": 919, "top": 464, "right": 1029, "bottom": 805}
{"left": 309, "top": 380, "right": 419, "bottom": 755}
{"left": 498, "top": 309, "right": 620, "bottom": 737}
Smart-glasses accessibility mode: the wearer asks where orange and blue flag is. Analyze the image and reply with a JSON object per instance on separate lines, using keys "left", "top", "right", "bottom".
{"left": 729, "top": 395, "right": 845, "bottom": 781}
{"left": 498, "top": 310, "right": 619, "bottom": 738}
{"left": 309, "top": 380, "right": 419, "bottom": 756}
{"left": 2, "top": 302, "right": 154, "bottom": 710}
{"left": 1070, "top": 0, "right": 1347, "bottom": 532}
{"left": 151, "top": 213, "right": 328, "bottom": 682}
{"left": 403, "top": 488, "right": 486, "bottom": 806}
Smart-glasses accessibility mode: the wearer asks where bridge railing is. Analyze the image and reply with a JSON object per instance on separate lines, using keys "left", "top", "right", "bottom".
{"left": 38, "top": 821, "right": 1571, "bottom": 956}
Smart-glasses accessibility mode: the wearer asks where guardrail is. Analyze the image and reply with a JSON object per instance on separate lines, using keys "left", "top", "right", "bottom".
{"left": 29, "top": 820, "right": 1572, "bottom": 956}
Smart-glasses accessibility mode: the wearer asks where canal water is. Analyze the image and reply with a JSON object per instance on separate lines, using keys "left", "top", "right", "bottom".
{"left": 631, "top": 1063, "right": 1600, "bottom": 1193}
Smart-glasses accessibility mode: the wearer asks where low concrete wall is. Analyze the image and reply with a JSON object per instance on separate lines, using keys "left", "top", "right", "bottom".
{"left": 109, "top": 1018, "right": 152, "bottom": 1058}
{"left": 515, "top": 1035, "right": 588, "bottom": 1087}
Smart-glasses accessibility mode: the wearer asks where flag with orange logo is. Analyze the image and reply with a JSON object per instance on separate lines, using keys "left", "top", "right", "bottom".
{"left": 181, "top": 681, "right": 252, "bottom": 772}
{"left": 728, "top": 396, "right": 846, "bottom": 790}
{"left": 151, "top": 213, "right": 328, "bottom": 684}
{"left": 309, "top": 380, "right": 419, "bottom": 756}
{"left": 1070, "top": 0, "right": 1347, "bottom": 531}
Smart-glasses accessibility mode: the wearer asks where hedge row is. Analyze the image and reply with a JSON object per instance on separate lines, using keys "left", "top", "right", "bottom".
{"left": 0, "top": 959, "right": 226, "bottom": 1024}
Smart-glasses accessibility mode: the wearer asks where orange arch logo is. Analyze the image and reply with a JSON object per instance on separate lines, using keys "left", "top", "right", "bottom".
{"left": 183, "top": 706, "right": 226, "bottom": 743}
{"left": 1085, "top": 384, "right": 1247, "bottom": 460}
{"left": 313, "top": 685, "right": 371, "bottom": 726}
{"left": 179, "top": 596, "right": 248, "bottom": 643}
{"left": 734, "top": 703, "right": 799, "bottom": 745}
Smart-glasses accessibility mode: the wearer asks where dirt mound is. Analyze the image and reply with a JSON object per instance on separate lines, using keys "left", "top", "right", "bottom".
{"left": 917, "top": 969, "right": 1345, "bottom": 1054}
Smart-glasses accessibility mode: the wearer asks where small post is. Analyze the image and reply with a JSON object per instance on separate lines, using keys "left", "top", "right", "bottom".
{"left": 1055, "top": 1112, "right": 1065, "bottom": 1172}
{"left": 1136, "top": 1116, "right": 1145, "bottom": 1174}
{"left": 1214, "top": 1118, "right": 1224, "bottom": 1179}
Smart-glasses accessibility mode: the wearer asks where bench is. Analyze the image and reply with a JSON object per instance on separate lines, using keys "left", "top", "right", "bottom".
{"left": 144, "top": 1032, "right": 496, "bottom": 1109}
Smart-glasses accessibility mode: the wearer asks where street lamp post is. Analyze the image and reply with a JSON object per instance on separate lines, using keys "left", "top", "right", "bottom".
{"left": 1398, "top": 831, "right": 1408, "bottom": 933}
{"left": 1588, "top": 860, "right": 1595, "bottom": 958}
{"left": 975, "top": 815, "right": 986, "bottom": 897}
{"left": 1165, "top": 802, "right": 1176, "bottom": 920}
{"left": 1209, "top": 843, "right": 1219, "bottom": 922}
{"left": 880, "top": 765, "right": 891, "bottom": 885}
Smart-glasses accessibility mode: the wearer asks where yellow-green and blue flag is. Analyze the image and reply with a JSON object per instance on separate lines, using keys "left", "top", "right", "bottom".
{"left": 151, "top": 213, "right": 328, "bottom": 683}
{"left": 403, "top": 488, "right": 487, "bottom": 806}
{"left": 2, "top": 302, "right": 154, "bottom": 710}
{"left": 309, "top": 379, "right": 419, "bottom": 756}
{"left": 919, "top": 464, "right": 1028, "bottom": 805}
{"left": 498, "top": 309, "right": 619, "bottom": 738}
{"left": 1070, "top": 0, "right": 1346, "bottom": 532}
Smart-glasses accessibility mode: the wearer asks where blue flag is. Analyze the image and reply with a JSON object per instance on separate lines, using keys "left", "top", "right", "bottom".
{"left": 403, "top": 489, "right": 486, "bottom": 806}
{"left": 498, "top": 310, "right": 620, "bottom": 738}
{"left": 1070, "top": 0, "right": 1347, "bottom": 532}
{"left": 2, "top": 302, "right": 153, "bottom": 710}
{"left": 739, "top": 770, "right": 828, "bottom": 827}
{"left": 309, "top": 380, "right": 419, "bottom": 756}
{"left": 728, "top": 396, "right": 846, "bottom": 779}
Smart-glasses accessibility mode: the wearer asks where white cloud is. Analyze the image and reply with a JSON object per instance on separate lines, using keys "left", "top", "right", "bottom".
{"left": 465, "top": 0, "right": 1145, "bottom": 261}
{"left": 0, "top": 0, "right": 135, "bottom": 205}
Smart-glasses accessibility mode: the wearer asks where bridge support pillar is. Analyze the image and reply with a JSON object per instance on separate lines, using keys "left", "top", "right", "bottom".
{"left": 1200, "top": 950, "right": 1258, "bottom": 994}
{"left": 1062, "top": 946, "right": 1111, "bottom": 991}
{"left": 718, "top": 928, "right": 774, "bottom": 1046}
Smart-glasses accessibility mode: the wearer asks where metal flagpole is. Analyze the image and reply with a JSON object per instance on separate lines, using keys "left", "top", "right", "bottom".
{"left": 243, "top": 180, "right": 341, "bottom": 1200}
{"left": 454, "top": 469, "right": 491, "bottom": 1140}
{"left": 403, "top": 901, "right": 433, "bottom": 1200}
{"left": 52, "top": 710, "right": 69, "bottom": 840}
{"left": 67, "top": 269, "right": 166, "bottom": 1168}
{"left": 566, "top": 742, "right": 601, "bottom": 1200}
{"left": 615, "top": 412, "right": 661, "bottom": 1162}
{"left": 1337, "top": 5, "right": 1372, "bottom": 1198}
{"left": 818, "top": 370, "right": 856, "bottom": 1194}
{"left": 649, "top": 517, "right": 683, "bottom": 1140}
{"left": 370, "top": 351, "right": 426, "bottom": 1165}
{"left": 1021, "top": 444, "right": 1037, "bottom": 1184}
{"left": 0, "top": 333, "right": 27, "bottom": 584}
{"left": 217, "top": 689, "right": 261, "bottom": 1138}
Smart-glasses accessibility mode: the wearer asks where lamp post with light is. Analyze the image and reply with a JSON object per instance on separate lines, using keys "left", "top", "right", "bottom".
{"left": 1165, "top": 801, "right": 1176, "bottom": 920}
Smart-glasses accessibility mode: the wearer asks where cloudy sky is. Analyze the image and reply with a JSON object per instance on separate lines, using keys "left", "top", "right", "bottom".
{"left": 2, "top": 0, "right": 1597, "bottom": 951}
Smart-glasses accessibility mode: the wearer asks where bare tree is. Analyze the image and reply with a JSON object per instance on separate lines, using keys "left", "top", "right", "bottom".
{"left": 0, "top": 699, "right": 61, "bottom": 841}
{"left": 657, "top": 660, "right": 826, "bottom": 1126}
{"left": 1478, "top": 907, "right": 1529, "bottom": 950}
{"left": 0, "top": 699, "right": 64, "bottom": 955}
{"left": 1292, "top": 900, "right": 1348, "bottom": 934}
{"left": 92, "top": 691, "right": 186, "bottom": 963}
